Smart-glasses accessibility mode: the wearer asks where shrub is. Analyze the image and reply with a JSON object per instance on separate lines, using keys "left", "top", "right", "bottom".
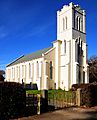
{"left": 72, "top": 82, "right": 97, "bottom": 107}
{"left": 0, "top": 82, "right": 26, "bottom": 119}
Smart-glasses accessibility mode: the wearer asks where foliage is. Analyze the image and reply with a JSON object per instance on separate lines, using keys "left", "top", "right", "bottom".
{"left": 0, "top": 75, "right": 5, "bottom": 82}
{"left": 0, "top": 82, "right": 26, "bottom": 119}
{"left": 88, "top": 55, "right": 97, "bottom": 82}
{"left": 72, "top": 82, "right": 97, "bottom": 107}
{"left": 0, "top": 70, "right": 5, "bottom": 75}
{"left": 26, "top": 89, "right": 73, "bottom": 101}
{"left": 48, "top": 90, "right": 73, "bottom": 101}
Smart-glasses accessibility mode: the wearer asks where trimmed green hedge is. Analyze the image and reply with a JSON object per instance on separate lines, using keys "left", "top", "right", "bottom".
{"left": 0, "top": 82, "right": 26, "bottom": 119}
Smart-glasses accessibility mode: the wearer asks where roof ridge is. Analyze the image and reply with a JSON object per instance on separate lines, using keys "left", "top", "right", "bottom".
{"left": 6, "top": 55, "right": 24, "bottom": 67}
{"left": 6, "top": 46, "right": 52, "bottom": 67}
{"left": 25, "top": 46, "right": 52, "bottom": 56}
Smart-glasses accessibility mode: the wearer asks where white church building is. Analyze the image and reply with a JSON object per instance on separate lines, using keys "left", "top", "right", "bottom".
{"left": 6, "top": 2, "right": 89, "bottom": 91}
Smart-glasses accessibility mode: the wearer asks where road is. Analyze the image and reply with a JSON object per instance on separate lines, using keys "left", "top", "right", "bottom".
{"left": 13, "top": 107, "right": 97, "bottom": 120}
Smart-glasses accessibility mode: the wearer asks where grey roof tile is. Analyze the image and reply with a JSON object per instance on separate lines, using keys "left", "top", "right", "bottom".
{"left": 7, "top": 46, "right": 52, "bottom": 67}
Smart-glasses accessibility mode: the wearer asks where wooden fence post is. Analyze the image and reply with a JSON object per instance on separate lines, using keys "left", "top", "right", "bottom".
{"left": 37, "top": 94, "right": 41, "bottom": 115}
{"left": 41, "top": 90, "right": 48, "bottom": 112}
{"left": 76, "top": 88, "right": 82, "bottom": 106}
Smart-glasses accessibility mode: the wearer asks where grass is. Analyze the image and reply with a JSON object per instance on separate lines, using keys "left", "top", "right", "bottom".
{"left": 26, "top": 90, "right": 41, "bottom": 95}
{"left": 48, "top": 90, "right": 73, "bottom": 101}
{"left": 26, "top": 89, "right": 74, "bottom": 101}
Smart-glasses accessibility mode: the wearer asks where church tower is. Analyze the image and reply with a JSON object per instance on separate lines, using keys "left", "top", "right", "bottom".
{"left": 54, "top": 2, "right": 89, "bottom": 90}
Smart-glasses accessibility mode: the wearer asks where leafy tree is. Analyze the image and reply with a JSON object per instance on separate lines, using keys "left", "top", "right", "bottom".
{"left": 0, "top": 70, "right": 5, "bottom": 82}
{"left": 0, "top": 74, "right": 4, "bottom": 82}
{"left": 0, "top": 70, "right": 5, "bottom": 75}
{"left": 88, "top": 55, "right": 97, "bottom": 83}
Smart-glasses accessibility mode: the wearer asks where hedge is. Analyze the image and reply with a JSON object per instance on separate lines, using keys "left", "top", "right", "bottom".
{"left": 72, "top": 82, "right": 97, "bottom": 107}
{"left": 0, "top": 82, "right": 26, "bottom": 119}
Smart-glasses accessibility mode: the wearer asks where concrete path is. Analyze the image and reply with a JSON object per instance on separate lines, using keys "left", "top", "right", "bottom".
{"left": 14, "top": 107, "right": 97, "bottom": 120}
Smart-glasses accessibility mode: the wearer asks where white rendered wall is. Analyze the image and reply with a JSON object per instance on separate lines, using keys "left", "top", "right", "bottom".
{"left": 56, "top": 2, "right": 89, "bottom": 90}
{"left": 6, "top": 57, "right": 44, "bottom": 90}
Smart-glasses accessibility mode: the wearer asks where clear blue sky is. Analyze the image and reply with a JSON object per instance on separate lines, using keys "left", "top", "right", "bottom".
{"left": 0, "top": 0, "right": 97, "bottom": 70}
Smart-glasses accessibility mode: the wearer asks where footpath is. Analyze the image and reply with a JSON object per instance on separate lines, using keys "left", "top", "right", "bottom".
{"left": 13, "top": 107, "right": 97, "bottom": 120}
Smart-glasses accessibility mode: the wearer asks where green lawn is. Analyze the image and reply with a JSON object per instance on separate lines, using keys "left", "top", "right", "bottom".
{"left": 26, "top": 90, "right": 41, "bottom": 94}
{"left": 48, "top": 90, "right": 73, "bottom": 101}
{"left": 26, "top": 89, "right": 65, "bottom": 95}
{"left": 26, "top": 89, "right": 74, "bottom": 101}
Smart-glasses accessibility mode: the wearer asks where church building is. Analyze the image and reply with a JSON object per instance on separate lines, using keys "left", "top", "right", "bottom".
{"left": 6, "top": 2, "right": 89, "bottom": 91}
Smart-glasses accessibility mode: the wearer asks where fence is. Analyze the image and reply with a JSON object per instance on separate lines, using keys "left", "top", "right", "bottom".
{"left": 26, "top": 90, "right": 77, "bottom": 115}
{"left": 26, "top": 94, "right": 39, "bottom": 115}
{"left": 48, "top": 90, "right": 76, "bottom": 109}
{"left": 26, "top": 94, "right": 38, "bottom": 107}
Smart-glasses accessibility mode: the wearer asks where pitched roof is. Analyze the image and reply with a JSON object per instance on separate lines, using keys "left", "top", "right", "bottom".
{"left": 7, "top": 47, "right": 52, "bottom": 67}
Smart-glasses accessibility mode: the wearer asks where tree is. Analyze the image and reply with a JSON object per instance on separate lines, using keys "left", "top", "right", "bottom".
{"left": 88, "top": 55, "right": 97, "bottom": 83}
{"left": 0, "top": 70, "right": 5, "bottom": 82}
{"left": 0, "top": 75, "right": 4, "bottom": 82}
{"left": 0, "top": 70, "right": 5, "bottom": 75}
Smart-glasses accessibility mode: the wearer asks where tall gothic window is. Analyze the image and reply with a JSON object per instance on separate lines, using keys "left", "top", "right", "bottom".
{"left": 75, "top": 38, "right": 80, "bottom": 63}
{"left": 14, "top": 68, "right": 15, "bottom": 79}
{"left": 37, "top": 61, "right": 39, "bottom": 78}
{"left": 29, "top": 63, "right": 31, "bottom": 78}
{"left": 8, "top": 69, "right": 11, "bottom": 80}
{"left": 12, "top": 67, "right": 15, "bottom": 79}
{"left": 18, "top": 66, "right": 20, "bottom": 79}
{"left": 65, "top": 17, "right": 67, "bottom": 29}
{"left": 80, "top": 19, "right": 83, "bottom": 31}
{"left": 76, "top": 16, "right": 78, "bottom": 30}
{"left": 50, "top": 61, "right": 53, "bottom": 79}
{"left": 16, "top": 66, "right": 18, "bottom": 78}
{"left": 63, "top": 17, "right": 67, "bottom": 30}
{"left": 25, "top": 65, "right": 26, "bottom": 78}
{"left": 81, "top": 41, "right": 83, "bottom": 52}
{"left": 74, "top": 10, "right": 75, "bottom": 28}
{"left": 32, "top": 63, "right": 34, "bottom": 79}
{"left": 79, "top": 18, "right": 81, "bottom": 31}
{"left": 76, "top": 16, "right": 82, "bottom": 31}
{"left": 63, "top": 18, "right": 65, "bottom": 30}
{"left": 75, "top": 40, "right": 77, "bottom": 62}
{"left": 22, "top": 65, "right": 24, "bottom": 78}
{"left": 77, "top": 39, "right": 80, "bottom": 63}
{"left": 64, "top": 40, "right": 66, "bottom": 54}
{"left": 12, "top": 68, "right": 13, "bottom": 79}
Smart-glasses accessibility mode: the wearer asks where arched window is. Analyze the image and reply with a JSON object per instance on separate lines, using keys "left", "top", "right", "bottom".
{"left": 37, "top": 61, "right": 39, "bottom": 78}
{"left": 63, "top": 17, "right": 67, "bottom": 30}
{"left": 14, "top": 68, "right": 15, "bottom": 79}
{"left": 63, "top": 18, "right": 65, "bottom": 30}
{"left": 76, "top": 16, "right": 79, "bottom": 30}
{"left": 32, "top": 63, "right": 34, "bottom": 79}
{"left": 50, "top": 61, "right": 53, "bottom": 79}
{"left": 18, "top": 66, "right": 20, "bottom": 79}
{"left": 16, "top": 66, "right": 18, "bottom": 78}
{"left": 64, "top": 40, "right": 66, "bottom": 54}
{"left": 79, "top": 18, "right": 81, "bottom": 31}
{"left": 81, "top": 19, "right": 83, "bottom": 31}
{"left": 25, "top": 65, "right": 26, "bottom": 78}
{"left": 29, "top": 63, "right": 31, "bottom": 78}
{"left": 65, "top": 17, "right": 67, "bottom": 29}
{"left": 22, "top": 65, "right": 23, "bottom": 78}
{"left": 75, "top": 40, "right": 77, "bottom": 62}
{"left": 12, "top": 67, "right": 13, "bottom": 79}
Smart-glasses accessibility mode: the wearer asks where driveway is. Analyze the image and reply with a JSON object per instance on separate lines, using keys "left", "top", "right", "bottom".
{"left": 13, "top": 107, "right": 97, "bottom": 120}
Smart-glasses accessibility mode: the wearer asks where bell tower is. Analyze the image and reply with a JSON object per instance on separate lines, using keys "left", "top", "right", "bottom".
{"left": 56, "top": 2, "right": 89, "bottom": 90}
{"left": 57, "top": 2, "right": 86, "bottom": 41}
